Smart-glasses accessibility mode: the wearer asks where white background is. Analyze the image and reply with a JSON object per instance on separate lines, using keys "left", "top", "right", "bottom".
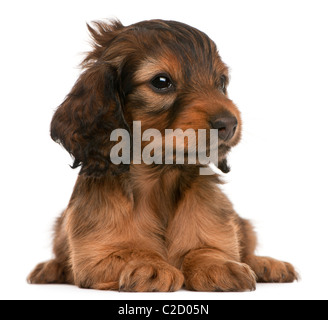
{"left": 1, "top": 0, "right": 328, "bottom": 300}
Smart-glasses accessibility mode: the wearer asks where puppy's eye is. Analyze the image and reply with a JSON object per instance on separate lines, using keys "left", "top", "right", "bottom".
{"left": 220, "top": 75, "right": 227, "bottom": 92}
{"left": 151, "top": 74, "right": 174, "bottom": 92}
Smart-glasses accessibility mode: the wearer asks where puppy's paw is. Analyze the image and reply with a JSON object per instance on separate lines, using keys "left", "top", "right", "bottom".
{"left": 27, "top": 260, "right": 66, "bottom": 284}
{"left": 119, "top": 260, "right": 184, "bottom": 292}
{"left": 184, "top": 260, "right": 257, "bottom": 292}
{"left": 244, "top": 255, "right": 298, "bottom": 283}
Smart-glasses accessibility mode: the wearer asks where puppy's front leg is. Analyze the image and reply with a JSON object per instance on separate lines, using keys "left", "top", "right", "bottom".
{"left": 69, "top": 231, "right": 184, "bottom": 291}
{"left": 70, "top": 244, "right": 183, "bottom": 292}
{"left": 167, "top": 179, "right": 256, "bottom": 292}
{"left": 181, "top": 248, "right": 256, "bottom": 292}
{"left": 66, "top": 181, "right": 183, "bottom": 292}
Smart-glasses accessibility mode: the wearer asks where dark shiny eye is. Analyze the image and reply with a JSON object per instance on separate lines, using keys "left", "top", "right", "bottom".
{"left": 220, "top": 75, "right": 227, "bottom": 92}
{"left": 151, "top": 74, "right": 174, "bottom": 92}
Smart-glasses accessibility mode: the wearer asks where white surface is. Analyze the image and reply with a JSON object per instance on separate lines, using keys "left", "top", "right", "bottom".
{"left": 1, "top": 0, "right": 328, "bottom": 300}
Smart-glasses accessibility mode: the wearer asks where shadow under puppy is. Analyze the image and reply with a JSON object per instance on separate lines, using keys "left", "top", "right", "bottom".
{"left": 28, "top": 19, "right": 298, "bottom": 291}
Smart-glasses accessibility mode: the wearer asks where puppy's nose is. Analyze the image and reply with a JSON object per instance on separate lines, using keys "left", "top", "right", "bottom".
{"left": 211, "top": 116, "right": 238, "bottom": 141}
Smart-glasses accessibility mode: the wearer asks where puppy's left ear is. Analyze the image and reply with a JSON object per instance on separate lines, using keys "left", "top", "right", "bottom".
{"left": 50, "top": 62, "right": 129, "bottom": 177}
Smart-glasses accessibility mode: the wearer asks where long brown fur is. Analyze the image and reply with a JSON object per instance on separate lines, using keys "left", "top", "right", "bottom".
{"left": 28, "top": 19, "right": 298, "bottom": 292}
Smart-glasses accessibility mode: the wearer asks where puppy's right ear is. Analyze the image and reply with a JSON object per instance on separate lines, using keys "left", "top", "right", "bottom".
{"left": 50, "top": 61, "right": 129, "bottom": 177}
{"left": 50, "top": 20, "right": 131, "bottom": 177}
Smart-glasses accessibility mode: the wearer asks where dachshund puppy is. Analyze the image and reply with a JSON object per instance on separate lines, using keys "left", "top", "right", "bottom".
{"left": 28, "top": 19, "right": 297, "bottom": 291}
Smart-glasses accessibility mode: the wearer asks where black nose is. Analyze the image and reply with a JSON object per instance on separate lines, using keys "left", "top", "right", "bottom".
{"left": 211, "top": 116, "right": 238, "bottom": 141}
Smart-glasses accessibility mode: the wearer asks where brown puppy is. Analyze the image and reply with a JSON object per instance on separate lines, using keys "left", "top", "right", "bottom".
{"left": 28, "top": 20, "right": 298, "bottom": 291}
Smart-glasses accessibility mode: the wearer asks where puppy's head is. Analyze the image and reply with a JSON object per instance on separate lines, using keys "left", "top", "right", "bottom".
{"left": 51, "top": 19, "right": 242, "bottom": 177}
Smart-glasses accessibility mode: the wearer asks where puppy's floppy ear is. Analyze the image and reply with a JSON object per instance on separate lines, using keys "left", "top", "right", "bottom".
{"left": 50, "top": 61, "right": 129, "bottom": 177}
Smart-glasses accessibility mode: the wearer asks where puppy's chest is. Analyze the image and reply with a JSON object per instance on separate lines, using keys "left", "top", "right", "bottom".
{"left": 133, "top": 172, "right": 184, "bottom": 225}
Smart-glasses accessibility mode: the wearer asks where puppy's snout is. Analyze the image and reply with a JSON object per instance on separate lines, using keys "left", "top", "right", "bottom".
{"left": 211, "top": 115, "right": 238, "bottom": 141}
